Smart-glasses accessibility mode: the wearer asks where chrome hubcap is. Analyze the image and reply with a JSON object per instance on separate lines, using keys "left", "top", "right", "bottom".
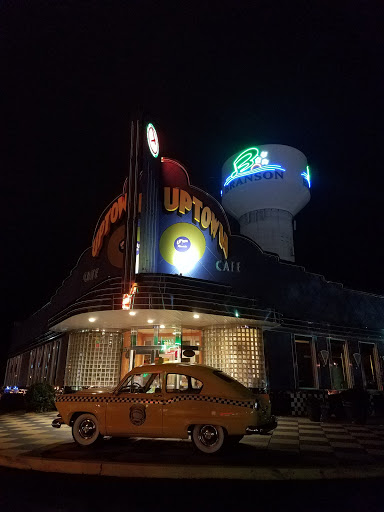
{"left": 198, "top": 425, "right": 219, "bottom": 447}
{"left": 78, "top": 419, "right": 96, "bottom": 439}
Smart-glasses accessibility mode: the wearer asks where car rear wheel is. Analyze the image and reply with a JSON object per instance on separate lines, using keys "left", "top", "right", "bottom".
{"left": 192, "top": 424, "right": 225, "bottom": 454}
{"left": 72, "top": 413, "right": 102, "bottom": 447}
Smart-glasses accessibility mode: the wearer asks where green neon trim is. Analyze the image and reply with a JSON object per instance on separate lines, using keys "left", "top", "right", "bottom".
{"left": 301, "top": 165, "right": 311, "bottom": 188}
{"left": 146, "top": 123, "right": 159, "bottom": 158}
{"left": 223, "top": 147, "right": 286, "bottom": 187}
{"left": 227, "top": 147, "right": 259, "bottom": 185}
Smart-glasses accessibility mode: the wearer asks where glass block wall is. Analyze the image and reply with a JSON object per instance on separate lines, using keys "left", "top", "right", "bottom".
{"left": 202, "top": 326, "right": 265, "bottom": 388}
{"left": 65, "top": 331, "right": 123, "bottom": 389}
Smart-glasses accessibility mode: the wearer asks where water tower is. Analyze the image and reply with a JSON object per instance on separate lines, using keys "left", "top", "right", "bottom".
{"left": 221, "top": 144, "right": 310, "bottom": 262}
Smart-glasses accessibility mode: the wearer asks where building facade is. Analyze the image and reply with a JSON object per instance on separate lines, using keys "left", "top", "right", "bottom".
{"left": 5, "top": 119, "right": 384, "bottom": 416}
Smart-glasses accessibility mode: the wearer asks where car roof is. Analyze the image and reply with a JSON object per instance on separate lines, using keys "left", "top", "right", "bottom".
{"left": 127, "top": 363, "right": 254, "bottom": 399}
{"left": 129, "top": 362, "right": 217, "bottom": 377}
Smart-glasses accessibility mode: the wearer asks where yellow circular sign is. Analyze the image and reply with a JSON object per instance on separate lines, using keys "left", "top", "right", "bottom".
{"left": 159, "top": 223, "right": 206, "bottom": 274}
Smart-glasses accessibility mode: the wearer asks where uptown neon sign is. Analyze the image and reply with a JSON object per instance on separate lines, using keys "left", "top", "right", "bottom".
{"left": 224, "top": 147, "right": 286, "bottom": 187}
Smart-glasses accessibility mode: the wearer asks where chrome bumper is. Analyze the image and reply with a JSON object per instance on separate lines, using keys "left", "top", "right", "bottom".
{"left": 52, "top": 416, "right": 64, "bottom": 429}
{"left": 246, "top": 416, "right": 277, "bottom": 435}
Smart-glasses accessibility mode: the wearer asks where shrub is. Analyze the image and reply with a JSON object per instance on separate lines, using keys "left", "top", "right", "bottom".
{"left": 25, "top": 382, "right": 56, "bottom": 413}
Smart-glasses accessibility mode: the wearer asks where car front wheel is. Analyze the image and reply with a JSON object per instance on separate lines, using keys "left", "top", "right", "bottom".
{"left": 72, "top": 413, "right": 102, "bottom": 447}
{"left": 192, "top": 424, "right": 225, "bottom": 454}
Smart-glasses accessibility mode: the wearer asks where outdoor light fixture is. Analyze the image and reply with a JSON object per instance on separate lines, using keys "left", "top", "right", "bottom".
{"left": 173, "top": 244, "right": 200, "bottom": 275}
{"left": 147, "top": 319, "right": 154, "bottom": 324}
{"left": 160, "top": 324, "right": 165, "bottom": 329}
{"left": 129, "top": 311, "right": 136, "bottom": 316}
{"left": 89, "top": 318, "right": 96, "bottom": 323}
{"left": 193, "top": 314, "right": 200, "bottom": 319}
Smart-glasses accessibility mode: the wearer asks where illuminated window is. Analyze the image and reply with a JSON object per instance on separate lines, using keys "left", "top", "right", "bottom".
{"left": 294, "top": 335, "right": 317, "bottom": 388}
{"left": 329, "top": 339, "right": 350, "bottom": 390}
{"left": 359, "top": 342, "right": 380, "bottom": 390}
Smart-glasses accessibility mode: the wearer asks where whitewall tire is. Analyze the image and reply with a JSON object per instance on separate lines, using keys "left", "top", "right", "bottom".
{"left": 192, "top": 424, "right": 225, "bottom": 454}
{"left": 72, "top": 413, "right": 101, "bottom": 447}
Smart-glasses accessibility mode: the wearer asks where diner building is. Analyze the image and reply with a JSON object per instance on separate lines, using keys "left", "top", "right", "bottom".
{"left": 5, "top": 119, "right": 384, "bottom": 415}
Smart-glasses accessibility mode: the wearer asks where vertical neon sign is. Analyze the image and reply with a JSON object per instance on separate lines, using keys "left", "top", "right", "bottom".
{"left": 301, "top": 166, "right": 311, "bottom": 188}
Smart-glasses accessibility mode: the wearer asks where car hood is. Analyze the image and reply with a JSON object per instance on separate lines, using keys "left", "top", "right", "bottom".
{"left": 71, "top": 387, "right": 113, "bottom": 395}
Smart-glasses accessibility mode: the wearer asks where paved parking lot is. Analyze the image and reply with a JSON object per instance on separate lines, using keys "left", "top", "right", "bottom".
{"left": 1, "top": 411, "right": 384, "bottom": 468}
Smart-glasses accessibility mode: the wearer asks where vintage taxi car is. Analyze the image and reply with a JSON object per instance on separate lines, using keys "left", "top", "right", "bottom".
{"left": 53, "top": 363, "right": 277, "bottom": 454}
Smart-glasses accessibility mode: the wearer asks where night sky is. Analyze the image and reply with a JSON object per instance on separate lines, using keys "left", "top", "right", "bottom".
{"left": 2, "top": 2, "right": 384, "bottom": 372}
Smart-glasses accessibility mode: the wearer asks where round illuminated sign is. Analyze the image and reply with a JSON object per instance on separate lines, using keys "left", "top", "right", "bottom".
{"left": 146, "top": 123, "right": 159, "bottom": 158}
{"left": 174, "top": 236, "right": 191, "bottom": 252}
{"left": 159, "top": 223, "right": 206, "bottom": 275}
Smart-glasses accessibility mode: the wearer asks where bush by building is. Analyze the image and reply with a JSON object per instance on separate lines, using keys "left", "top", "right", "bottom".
{"left": 25, "top": 382, "right": 56, "bottom": 413}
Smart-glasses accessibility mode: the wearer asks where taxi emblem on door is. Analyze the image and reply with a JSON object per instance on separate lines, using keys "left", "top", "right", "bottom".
{"left": 130, "top": 405, "right": 146, "bottom": 426}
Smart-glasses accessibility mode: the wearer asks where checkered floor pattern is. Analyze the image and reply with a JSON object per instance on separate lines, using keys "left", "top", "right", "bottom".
{"left": 256, "top": 416, "right": 384, "bottom": 463}
{"left": 0, "top": 412, "right": 384, "bottom": 463}
{"left": 0, "top": 412, "right": 71, "bottom": 456}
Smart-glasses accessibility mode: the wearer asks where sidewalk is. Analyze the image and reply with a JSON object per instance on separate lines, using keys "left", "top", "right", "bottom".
{"left": 0, "top": 411, "right": 383, "bottom": 480}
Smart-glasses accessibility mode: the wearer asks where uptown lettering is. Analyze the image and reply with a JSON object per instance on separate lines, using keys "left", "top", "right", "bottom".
{"left": 92, "top": 194, "right": 127, "bottom": 257}
{"left": 164, "top": 187, "right": 229, "bottom": 259}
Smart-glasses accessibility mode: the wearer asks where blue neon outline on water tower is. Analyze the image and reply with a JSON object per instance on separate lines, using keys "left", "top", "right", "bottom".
{"left": 301, "top": 166, "right": 311, "bottom": 188}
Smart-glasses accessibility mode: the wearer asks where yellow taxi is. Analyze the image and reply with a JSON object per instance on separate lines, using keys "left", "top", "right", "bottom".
{"left": 53, "top": 363, "right": 277, "bottom": 454}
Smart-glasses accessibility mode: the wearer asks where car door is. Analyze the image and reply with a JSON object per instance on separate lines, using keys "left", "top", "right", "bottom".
{"left": 106, "top": 372, "right": 163, "bottom": 437}
{"left": 162, "top": 373, "right": 204, "bottom": 438}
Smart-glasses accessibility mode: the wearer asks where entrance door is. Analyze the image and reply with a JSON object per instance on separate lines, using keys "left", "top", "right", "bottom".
{"left": 129, "top": 347, "right": 160, "bottom": 371}
{"left": 106, "top": 372, "right": 163, "bottom": 436}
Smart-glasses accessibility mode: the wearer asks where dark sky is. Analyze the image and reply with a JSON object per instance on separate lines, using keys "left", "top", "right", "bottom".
{"left": 2, "top": 1, "right": 384, "bottom": 363}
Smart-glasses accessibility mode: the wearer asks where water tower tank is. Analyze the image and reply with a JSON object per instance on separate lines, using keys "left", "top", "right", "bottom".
{"left": 221, "top": 144, "right": 310, "bottom": 262}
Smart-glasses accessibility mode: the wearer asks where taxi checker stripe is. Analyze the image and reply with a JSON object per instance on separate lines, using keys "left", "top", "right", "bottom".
{"left": 56, "top": 395, "right": 255, "bottom": 409}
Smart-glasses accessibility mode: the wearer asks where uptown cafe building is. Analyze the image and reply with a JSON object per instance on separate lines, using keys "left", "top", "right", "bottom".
{"left": 5, "top": 119, "right": 384, "bottom": 415}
